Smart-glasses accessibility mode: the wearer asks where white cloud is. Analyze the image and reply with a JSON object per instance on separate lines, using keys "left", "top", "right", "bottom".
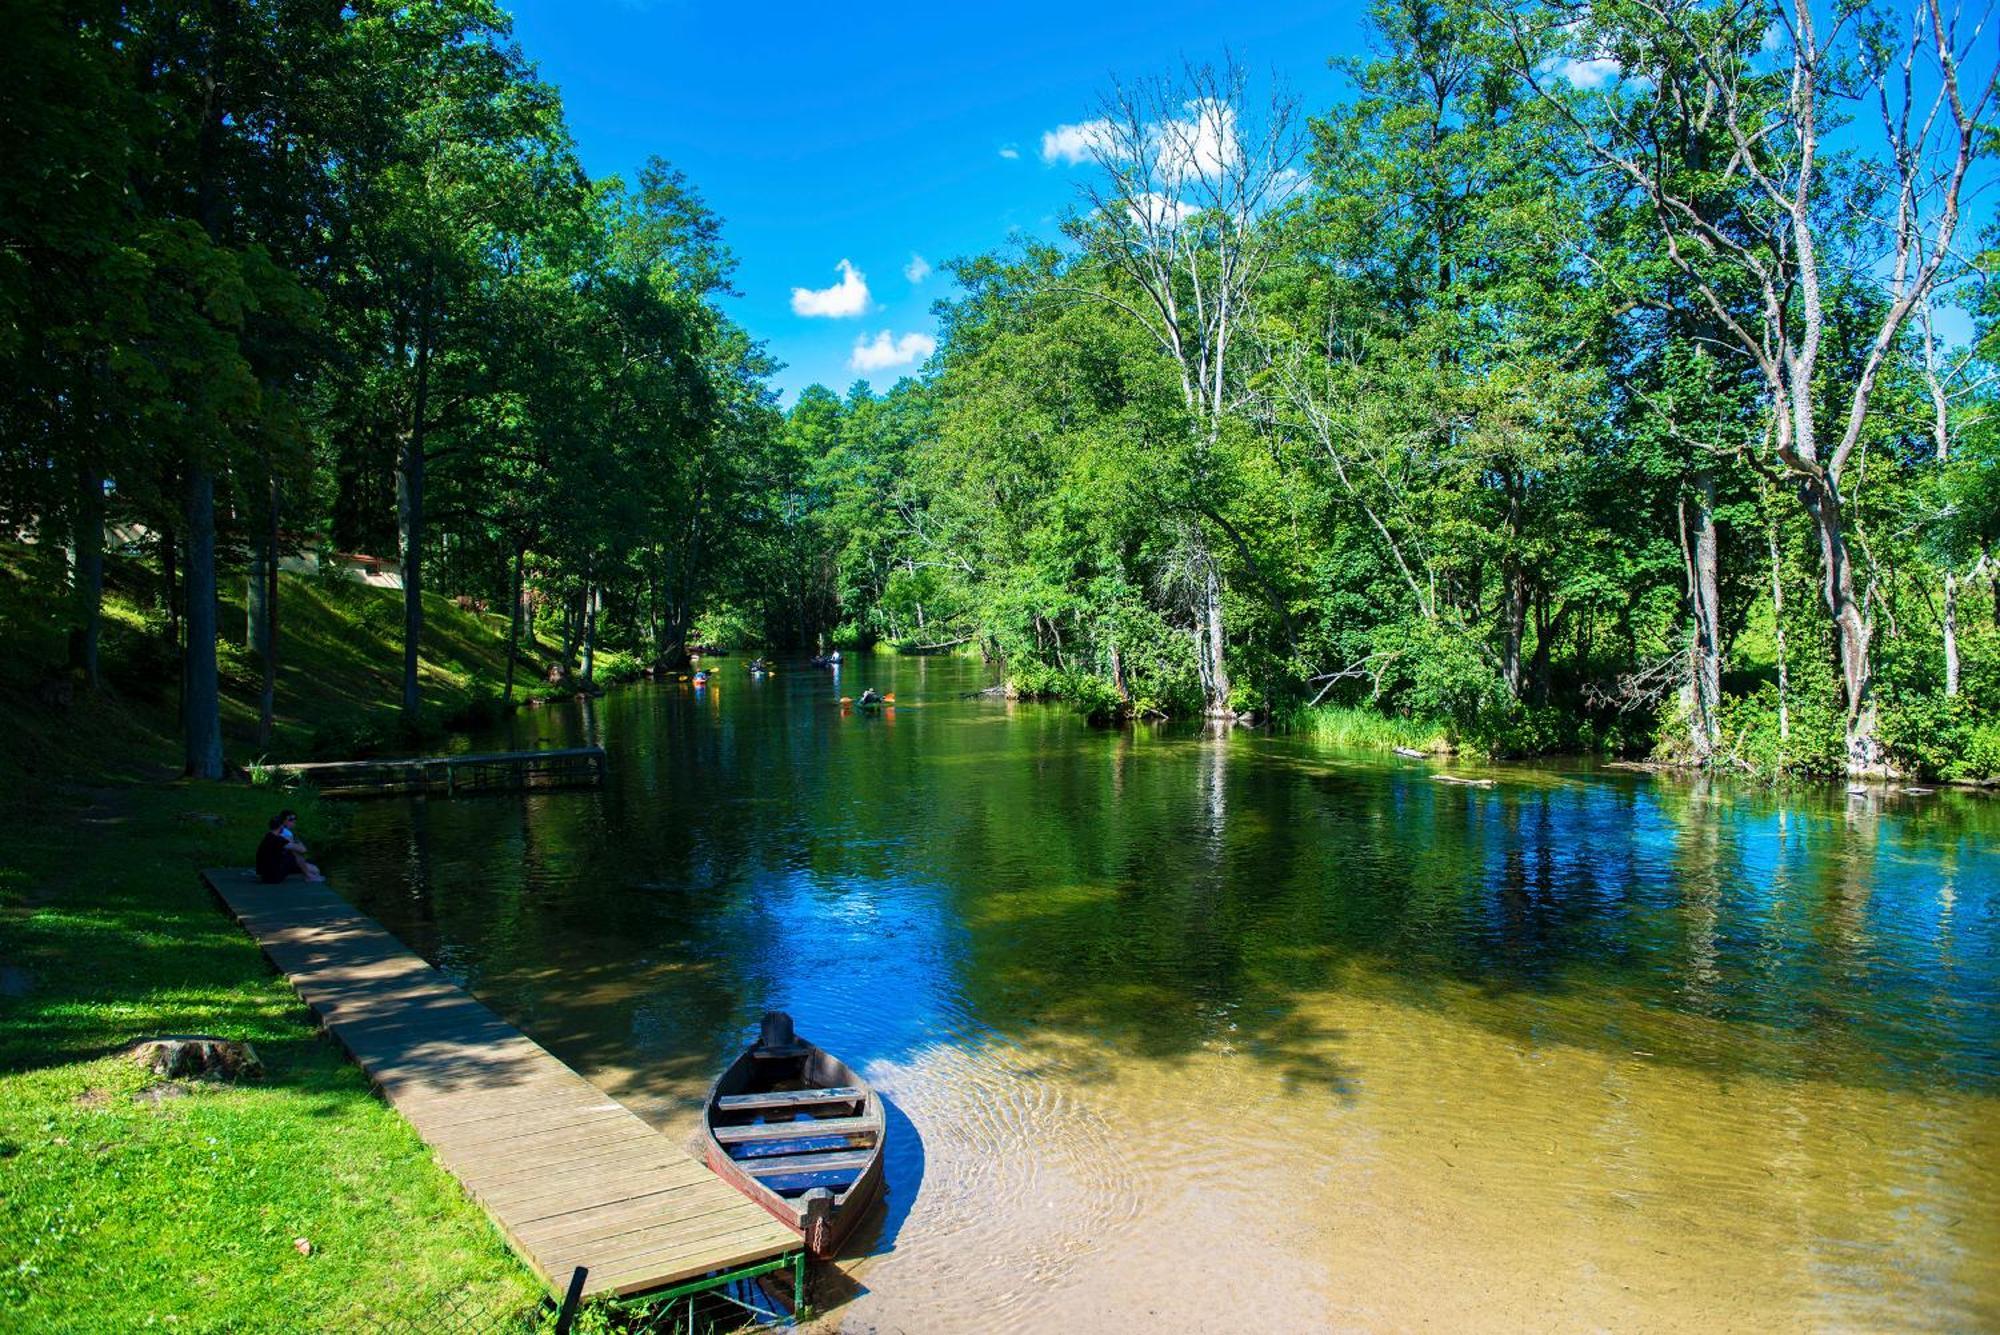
{"left": 1127, "top": 192, "right": 1194, "bottom": 230}
{"left": 849, "top": 330, "right": 937, "bottom": 373}
{"left": 904, "top": 253, "right": 931, "bottom": 284}
{"left": 790, "top": 259, "right": 870, "bottom": 318}
{"left": 1154, "top": 99, "right": 1239, "bottom": 181}
{"left": 1042, "top": 119, "right": 1115, "bottom": 165}
{"left": 1551, "top": 55, "right": 1622, "bottom": 89}
{"left": 998, "top": 144, "right": 1021, "bottom": 160}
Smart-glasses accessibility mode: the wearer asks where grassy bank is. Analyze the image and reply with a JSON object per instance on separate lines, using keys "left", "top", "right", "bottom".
{"left": 1277, "top": 703, "right": 1453, "bottom": 753}
{"left": 0, "top": 555, "right": 553, "bottom": 1331}
{"left": 0, "top": 546, "right": 580, "bottom": 778}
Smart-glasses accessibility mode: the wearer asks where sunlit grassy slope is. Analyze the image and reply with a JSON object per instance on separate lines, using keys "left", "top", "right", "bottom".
{"left": 0, "top": 547, "right": 557, "bottom": 1330}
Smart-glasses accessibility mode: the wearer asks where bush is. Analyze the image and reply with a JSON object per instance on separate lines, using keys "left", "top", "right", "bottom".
{"left": 1711, "top": 681, "right": 1846, "bottom": 777}
{"left": 1880, "top": 692, "right": 2000, "bottom": 782}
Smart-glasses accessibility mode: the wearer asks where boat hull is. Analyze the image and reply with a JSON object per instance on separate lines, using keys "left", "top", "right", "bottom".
{"left": 700, "top": 1013, "right": 885, "bottom": 1260}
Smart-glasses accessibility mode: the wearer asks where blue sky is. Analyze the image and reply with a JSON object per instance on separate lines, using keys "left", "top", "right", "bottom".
{"left": 502, "top": 1, "right": 1369, "bottom": 401}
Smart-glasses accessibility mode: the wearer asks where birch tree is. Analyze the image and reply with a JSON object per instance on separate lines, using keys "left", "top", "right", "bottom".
{"left": 1059, "top": 59, "right": 1303, "bottom": 716}
{"left": 1503, "top": 0, "right": 1995, "bottom": 772}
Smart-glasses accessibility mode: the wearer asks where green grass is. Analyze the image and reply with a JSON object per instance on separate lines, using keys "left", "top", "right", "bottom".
{"left": 0, "top": 546, "right": 570, "bottom": 777}
{"left": 0, "top": 549, "right": 555, "bottom": 1331}
{"left": 1278, "top": 703, "right": 1453, "bottom": 753}
{"left": 0, "top": 782, "right": 543, "bottom": 1332}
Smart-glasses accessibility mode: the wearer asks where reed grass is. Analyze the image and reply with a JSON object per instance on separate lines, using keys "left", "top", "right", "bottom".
{"left": 1278, "top": 703, "right": 1452, "bottom": 753}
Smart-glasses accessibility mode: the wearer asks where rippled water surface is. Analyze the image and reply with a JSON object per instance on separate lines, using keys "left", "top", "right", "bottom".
{"left": 337, "top": 657, "right": 2000, "bottom": 1331}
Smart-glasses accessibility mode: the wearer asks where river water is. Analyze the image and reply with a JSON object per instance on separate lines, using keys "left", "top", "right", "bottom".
{"left": 337, "top": 656, "right": 2000, "bottom": 1332}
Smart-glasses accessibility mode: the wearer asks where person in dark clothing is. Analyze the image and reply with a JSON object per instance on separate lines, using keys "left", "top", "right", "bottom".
{"left": 255, "top": 810, "right": 321, "bottom": 883}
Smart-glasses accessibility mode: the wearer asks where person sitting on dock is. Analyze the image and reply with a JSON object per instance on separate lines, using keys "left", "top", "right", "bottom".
{"left": 255, "top": 810, "right": 322, "bottom": 884}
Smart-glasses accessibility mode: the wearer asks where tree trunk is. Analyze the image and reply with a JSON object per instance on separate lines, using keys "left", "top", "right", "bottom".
{"left": 1942, "top": 570, "right": 1959, "bottom": 698}
{"left": 581, "top": 584, "right": 598, "bottom": 685}
{"left": 1501, "top": 567, "right": 1528, "bottom": 701}
{"left": 398, "top": 279, "right": 434, "bottom": 725}
{"left": 1768, "top": 513, "right": 1790, "bottom": 742}
{"left": 397, "top": 421, "right": 424, "bottom": 723}
{"left": 68, "top": 459, "right": 104, "bottom": 688}
{"left": 1530, "top": 591, "right": 1555, "bottom": 707}
{"left": 183, "top": 468, "right": 224, "bottom": 779}
{"left": 1684, "top": 480, "right": 1722, "bottom": 761}
{"left": 1799, "top": 476, "right": 1876, "bottom": 770}
{"left": 256, "top": 478, "right": 278, "bottom": 749}
{"left": 559, "top": 594, "right": 578, "bottom": 677}
{"left": 1108, "top": 635, "right": 1130, "bottom": 707}
{"left": 159, "top": 519, "right": 179, "bottom": 660}
{"left": 1200, "top": 542, "right": 1231, "bottom": 717}
{"left": 504, "top": 543, "right": 524, "bottom": 705}
{"left": 246, "top": 523, "right": 268, "bottom": 652}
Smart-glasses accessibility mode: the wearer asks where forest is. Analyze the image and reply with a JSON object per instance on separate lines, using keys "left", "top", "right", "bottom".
{"left": 4, "top": 0, "right": 1997, "bottom": 779}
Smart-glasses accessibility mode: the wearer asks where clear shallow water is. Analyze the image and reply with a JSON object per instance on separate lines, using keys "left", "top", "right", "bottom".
{"left": 338, "top": 657, "right": 2000, "bottom": 1331}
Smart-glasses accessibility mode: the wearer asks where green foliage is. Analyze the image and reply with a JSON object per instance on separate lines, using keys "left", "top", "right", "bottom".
{"left": 3, "top": 0, "right": 1998, "bottom": 790}
{"left": 1713, "top": 683, "right": 1849, "bottom": 778}
{"left": 1880, "top": 694, "right": 2000, "bottom": 783}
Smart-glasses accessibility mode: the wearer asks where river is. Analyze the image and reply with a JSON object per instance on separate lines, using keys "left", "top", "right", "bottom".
{"left": 336, "top": 655, "right": 2000, "bottom": 1332}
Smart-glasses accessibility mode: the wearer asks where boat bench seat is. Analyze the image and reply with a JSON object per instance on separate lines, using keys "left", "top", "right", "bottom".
{"left": 713, "top": 1116, "right": 876, "bottom": 1145}
{"left": 740, "top": 1148, "right": 875, "bottom": 1177}
{"left": 716, "top": 1086, "right": 865, "bottom": 1113}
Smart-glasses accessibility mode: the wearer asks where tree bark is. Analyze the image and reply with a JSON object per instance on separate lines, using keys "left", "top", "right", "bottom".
{"left": 1201, "top": 551, "right": 1231, "bottom": 716}
{"left": 1942, "top": 571, "right": 1960, "bottom": 698}
{"left": 398, "top": 273, "right": 435, "bottom": 725}
{"left": 1501, "top": 568, "right": 1529, "bottom": 701}
{"left": 68, "top": 458, "right": 104, "bottom": 688}
{"left": 246, "top": 523, "right": 268, "bottom": 652}
{"left": 559, "top": 593, "right": 578, "bottom": 677}
{"left": 581, "top": 583, "right": 599, "bottom": 685}
{"left": 504, "top": 542, "right": 524, "bottom": 704}
{"left": 1530, "top": 591, "right": 1555, "bottom": 707}
{"left": 397, "top": 421, "right": 424, "bottom": 722}
{"left": 256, "top": 477, "right": 278, "bottom": 749}
{"left": 1768, "top": 512, "right": 1790, "bottom": 742}
{"left": 183, "top": 468, "right": 224, "bottom": 778}
{"left": 1799, "top": 475, "right": 1875, "bottom": 769}
{"left": 1683, "top": 480, "right": 1722, "bottom": 761}
{"left": 159, "top": 517, "right": 178, "bottom": 659}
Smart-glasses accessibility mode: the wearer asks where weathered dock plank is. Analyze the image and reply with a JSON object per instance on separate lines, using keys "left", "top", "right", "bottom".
{"left": 261, "top": 745, "right": 607, "bottom": 797}
{"left": 200, "top": 868, "right": 798, "bottom": 1301}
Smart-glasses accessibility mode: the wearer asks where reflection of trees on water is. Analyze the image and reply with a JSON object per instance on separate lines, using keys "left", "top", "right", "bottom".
{"left": 337, "top": 659, "right": 2000, "bottom": 1101}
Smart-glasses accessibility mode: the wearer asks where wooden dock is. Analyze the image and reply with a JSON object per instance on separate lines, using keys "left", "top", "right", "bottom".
{"left": 263, "top": 745, "right": 607, "bottom": 797}
{"left": 200, "top": 868, "right": 800, "bottom": 1304}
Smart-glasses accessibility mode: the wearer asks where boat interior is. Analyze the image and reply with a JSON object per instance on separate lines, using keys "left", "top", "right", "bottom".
{"left": 710, "top": 1014, "right": 881, "bottom": 1210}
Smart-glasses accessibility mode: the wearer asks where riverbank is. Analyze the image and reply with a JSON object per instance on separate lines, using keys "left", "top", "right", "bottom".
{"left": 0, "top": 781, "right": 546, "bottom": 1331}
{"left": 0, "top": 545, "right": 616, "bottom": 781}
{"left": 0, "top": 560, "right": 560, "bottom": 1329}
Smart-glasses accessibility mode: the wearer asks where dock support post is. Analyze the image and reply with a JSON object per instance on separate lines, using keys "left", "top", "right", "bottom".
{"left": 554, "top": 1266, "right": 587, "bottom": 1334}
{"left": 794, "top": 1249, "right": 806, "bottom": 1322}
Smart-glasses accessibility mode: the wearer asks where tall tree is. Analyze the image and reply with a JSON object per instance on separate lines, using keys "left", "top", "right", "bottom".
{"left": 1505, "top": 0, "right": 1996, "bottom": 772}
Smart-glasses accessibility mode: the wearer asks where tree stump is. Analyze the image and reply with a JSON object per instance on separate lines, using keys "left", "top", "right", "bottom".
{"left": 129, "top": 1036, "right": 264, "bottom": 1080}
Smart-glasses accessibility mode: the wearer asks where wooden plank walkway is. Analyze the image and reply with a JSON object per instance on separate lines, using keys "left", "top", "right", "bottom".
{"left": 262, "top": 745, "right": 607, "bottom": 797}
{"left": 201, "top": 868, "right": 798, "bottom": 1300}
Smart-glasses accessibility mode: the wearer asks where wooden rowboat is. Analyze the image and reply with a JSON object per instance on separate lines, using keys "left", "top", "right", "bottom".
{"left": 701, "top": 1012, "right": 885, "bottom": 1258}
